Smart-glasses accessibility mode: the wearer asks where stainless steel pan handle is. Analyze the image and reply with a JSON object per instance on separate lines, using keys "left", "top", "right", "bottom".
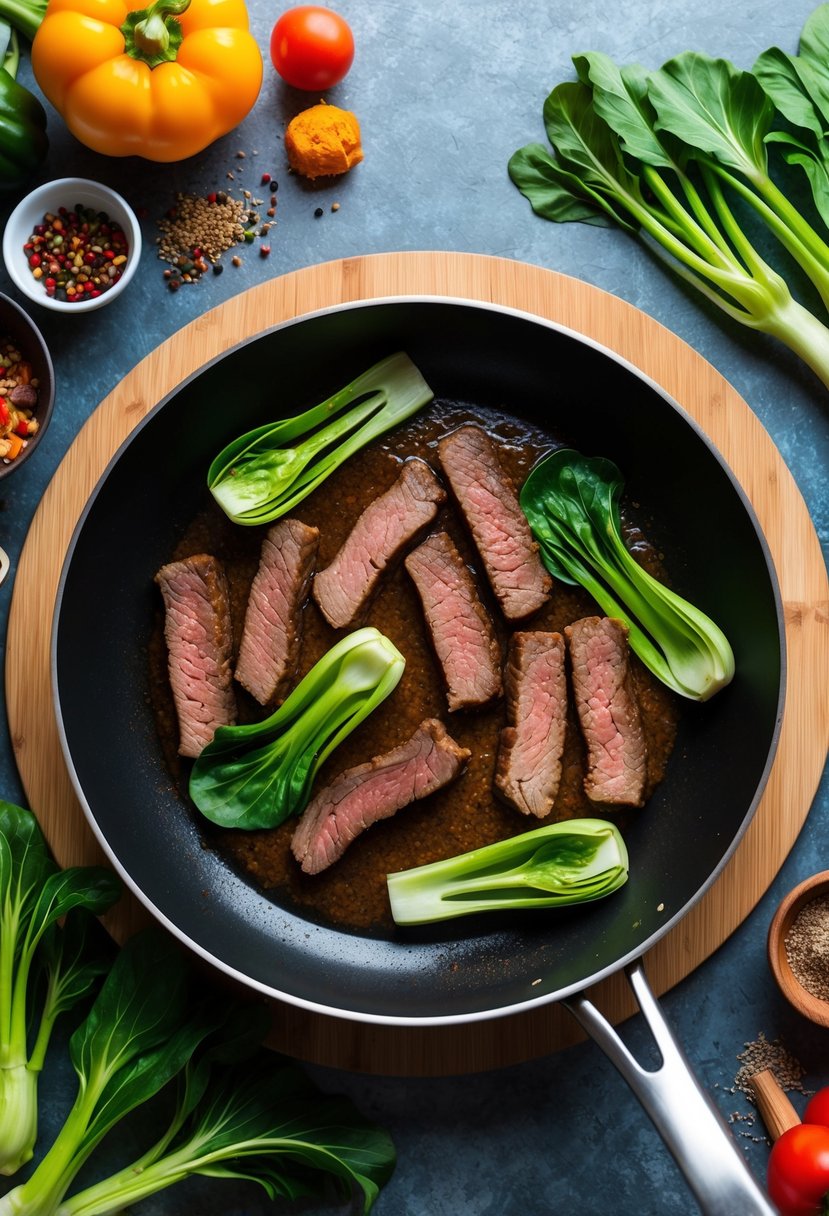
{"left": 564, "top": 959, "right": 777, "bottom": 1216}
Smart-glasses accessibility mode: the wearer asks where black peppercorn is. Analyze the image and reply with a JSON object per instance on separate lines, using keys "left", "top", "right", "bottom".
{"left": 314, "top": 207, "right": 324, "bottom": 218}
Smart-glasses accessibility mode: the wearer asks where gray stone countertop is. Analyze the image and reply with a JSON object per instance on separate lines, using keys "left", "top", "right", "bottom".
{"left": 0, "top": 0, "right": 828, "bottom": 1212}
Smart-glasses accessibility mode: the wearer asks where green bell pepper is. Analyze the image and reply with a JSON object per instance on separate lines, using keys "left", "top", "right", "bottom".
{"left": 0, "top": 29, "right": 47, "bottom": 189}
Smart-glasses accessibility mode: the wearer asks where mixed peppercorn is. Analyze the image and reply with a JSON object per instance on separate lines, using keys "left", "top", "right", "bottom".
{"left": 0, "top": 339, "right": 39, "bottom": 461}
{"left": 23, "top": 205, "right": 129, "bottom": 303}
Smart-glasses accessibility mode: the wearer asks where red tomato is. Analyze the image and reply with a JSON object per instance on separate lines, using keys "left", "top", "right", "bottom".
{"left": 270, "top": 6, "right": 354, "bottom": 91}
{"left": 805, "top": 1089, "right": 829, "bottom": 1130}
{"left": 768, "top": 1124, "right": 829, "bottom": 1216}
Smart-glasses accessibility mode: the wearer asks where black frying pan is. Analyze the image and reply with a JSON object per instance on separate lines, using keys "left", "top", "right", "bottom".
{"left": 52, "top": 300, "right": 783, "bottom": 1213}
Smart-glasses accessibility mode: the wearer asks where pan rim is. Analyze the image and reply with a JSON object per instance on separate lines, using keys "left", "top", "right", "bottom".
{"left": 51, "top": 293, "right": 787, "bottom": 1027}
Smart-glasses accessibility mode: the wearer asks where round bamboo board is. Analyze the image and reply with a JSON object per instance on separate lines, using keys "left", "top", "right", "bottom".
{"left": 7, "top": 252, "right": 828, "bottom": 1075}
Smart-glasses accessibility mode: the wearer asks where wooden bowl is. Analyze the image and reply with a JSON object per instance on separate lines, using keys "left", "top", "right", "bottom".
{"left": 768, "top": 871, "right": 829, "bottom": 1027}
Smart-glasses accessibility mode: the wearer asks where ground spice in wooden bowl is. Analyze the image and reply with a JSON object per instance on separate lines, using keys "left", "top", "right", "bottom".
{"left": 768, "top": 872, "right": 829, "bottom": 1027}
{"left": 785, "top": 894, "right": 829, "bottom": 1001}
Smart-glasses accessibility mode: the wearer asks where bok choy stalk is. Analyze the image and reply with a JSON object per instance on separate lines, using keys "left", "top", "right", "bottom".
{"left": 387, "top": 818, "right": 628, "bottom": 925}
{"left": 190, "top": 627, "right": 405, "bottom": 829}
{"left": 208, "top": 351, "right": 434, "bottom": 525}
{"left": 508, "top": 42, "right": 829, "bottom": 389}
{"left": 519, "top": 448, "right": 734, "bottom": 701}
{"left": 0, "top": 928, "right": 395, "bottom": 1216}
{"left": 0, "top": 803, "right": 121, "bottom": 1177}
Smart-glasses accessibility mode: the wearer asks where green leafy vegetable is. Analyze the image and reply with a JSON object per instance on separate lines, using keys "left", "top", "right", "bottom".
{"left": 208, "top": 351, "right": 434, "bottom": 525}
{"left": 0, "top": 0, "right": 46, "bottom": 43}
{"left": 508, "top": 35, "right": 829, "bottom": 390}
{"left": 0, "top": 803, "right": 121, "bottom": 1177}
{"left": 519, "top": 448, "right": 734, "bottom": 701}
{"left": 387, "top": 818, "right": 629, "bottom": 925}
{"left": 0, "top": 929, "right": 395, "bottom": 1216}
{"left": 190, "top": 627, "right": 406, "bottom": 829}
{"left": 754, "top": 6, "right": 829, "bottom": 229}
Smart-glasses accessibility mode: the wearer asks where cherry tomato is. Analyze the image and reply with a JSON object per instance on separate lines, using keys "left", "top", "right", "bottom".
{"left": 805, "top": 1089, "right": 829, "bottom": 1130}
{"left": 767, "top": 1123, "right": 829, "bottom": 1216}
{"left": 270, "top": 6, "right": 354, "bottom": 91}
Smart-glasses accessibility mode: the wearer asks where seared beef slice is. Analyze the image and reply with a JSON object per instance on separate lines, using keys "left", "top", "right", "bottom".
{"left": 565, "top": 616, "right": 647, "bottom": 807}
{"left": 292, "top": 718, "right": 470, "bottom": 874}
{"left": 438, "top": 424, "right": 551, "bottom": 620}
{"left": 404, "top": 531, "right": 502, "bottom": 711}
{"left": 313, "top": 459, "right": 446, "bottom": 629}
{"left": 235, "top": 518, "right": 320, "bottom": 705}
{"left": 495, "top": 631, "right": 567, "bottom": 817}
{"left": 155, "top": 555, "right": 237, "bottom": 759}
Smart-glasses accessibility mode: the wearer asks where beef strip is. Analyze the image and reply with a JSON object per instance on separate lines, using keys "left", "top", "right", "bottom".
{"left": 437, "top": 424, "right": 551, "bottom": 621}
{"left": 565, "top": 615, "right": 647, "bottom": 807}
{"left": 494, "top": 631, "right": 568, "bottom": 818}
{"left": 291, "top": 718, "right": 471, "bottom": 875}
{"left": 155, "top": 554, "right": 236, "bottom": 759}
{"left": 313, "top": 458, "right": 446, "bottom": 629}
{"left": 404, "top": 530, "right": 502, "bottom": 711}
{"left": 234, "top": 518, "right": 320, "bottom": 705}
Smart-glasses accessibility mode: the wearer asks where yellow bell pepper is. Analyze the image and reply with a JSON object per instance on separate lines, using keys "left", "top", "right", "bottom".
{"left": 31, "top": 0, "right": 262, "bottom": 162}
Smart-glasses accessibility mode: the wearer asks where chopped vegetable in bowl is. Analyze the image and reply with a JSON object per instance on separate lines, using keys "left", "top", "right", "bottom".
{"left": 0, "top": 335, "right": 39, "bottom": 462}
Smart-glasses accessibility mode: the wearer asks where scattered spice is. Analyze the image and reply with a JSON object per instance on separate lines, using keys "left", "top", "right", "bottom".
{"left": 22, "top": 205, "right": 129, "bottom": 304}
{"left": 331, "top": 202, "right": 340, "bottom": 212}
{"left": 314, "top": 207, "right": 324, "bottom": 218}
{"left": 714, "top": 1033, "right": 813, "bottom": 1143}
{"left": 156, "top": 191, "right": 246, "bottom": 278}
{"left": 284, "top": 103, "right": 363, "bottom": 180}
{"left": 734, "top": 1034, "right": 811, "bottom": 1102}
{"left": 0, "top": 339, "right": 39, "bottom": 461}
{"left": 785, "top": 894, "right": 829, "bottom": 1000}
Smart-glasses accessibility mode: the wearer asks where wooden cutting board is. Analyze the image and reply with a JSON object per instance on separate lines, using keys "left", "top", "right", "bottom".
{"left": 7, "top": 252, "right": 829, "bottom": 1076}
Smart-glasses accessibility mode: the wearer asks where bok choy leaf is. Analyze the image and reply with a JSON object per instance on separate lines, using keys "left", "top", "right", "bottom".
{"left": 519, "top": 448, "right": 734, "bottom": 701}
{"left": 208, "top": 351, "right": 434, "bottom": 525}
{"left": 387, "top": 818, "right": 629, "bottom": 925}
{"left": 508, "top": 37, "right": 829, "bottom": 390}
{"left": 0, "top": 928, "right": 395, "bottom": 1216}
{"left": 0, "top": 803, "right": 120, "bottom": 1177}
{"left": 190, "top": 627, "right": 405, "bottom": 830}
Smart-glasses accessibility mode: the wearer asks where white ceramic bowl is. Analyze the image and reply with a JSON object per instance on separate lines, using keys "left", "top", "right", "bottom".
{"left": 2, "top": 177, "right": 142, "bottom": 313}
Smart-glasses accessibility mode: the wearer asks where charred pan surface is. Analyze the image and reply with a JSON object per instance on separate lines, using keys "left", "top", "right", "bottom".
{"left": 155, "top": 554, "right": 237, "bottom": 759}
{"left": 495, "top": 631, "right": 568, "bottom": 817}
{"left": 565, "top": 615, "right": 647, "bottom": 807}
{"left": 291, "top": 718, "right": 471, "bottom": 875}
{"left": 312, "top": 458, "right": 446, "bottom": 630}
{"left": 234, "top": 518, "right": 320, "bottom": 705}
{"left": 404, "top": 530, "right": 503, "bottom": 711}
{"left": 438, "top": 424, "right": 551, "bottom": 621}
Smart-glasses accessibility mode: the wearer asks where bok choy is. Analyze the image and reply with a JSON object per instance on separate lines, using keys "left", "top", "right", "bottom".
{"left": 508, "top": 28, "right": 829, "bottom": 389}
{"left": 519, "top": 448, "right": 734, "bottom": 701}
{"left": 0, "top": 927, "right": 395, "bottom": 1216}
{"left": 190, "top": 627, "right": 405, "bottom": 829}
{"left": 387, "top": 818, "right": 628, "bottom": 925}
{"left": 0, "top": 803, "right": 121, "bottom": 1177}
{"left": 208, "top": 351, "right": 434, "bottom": 525}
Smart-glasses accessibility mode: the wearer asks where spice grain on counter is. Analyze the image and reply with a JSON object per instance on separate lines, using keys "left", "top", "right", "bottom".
{"left": 785, "top": 894, "right": 829, "bottom": 1001}
{"left": 23, "top": 205, "right": 129, "bottom": 303}
{"left": 156, "top": 187, "right": 278, "bottom": 290}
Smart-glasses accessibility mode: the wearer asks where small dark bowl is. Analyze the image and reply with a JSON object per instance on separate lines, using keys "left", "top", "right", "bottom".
{"left": 0, "top": 292, "right": 55, "bottom": 479}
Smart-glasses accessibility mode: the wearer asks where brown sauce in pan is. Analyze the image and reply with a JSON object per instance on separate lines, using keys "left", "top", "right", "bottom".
{"left": 148, "top": 401, "right": 680, "bottom": 934}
